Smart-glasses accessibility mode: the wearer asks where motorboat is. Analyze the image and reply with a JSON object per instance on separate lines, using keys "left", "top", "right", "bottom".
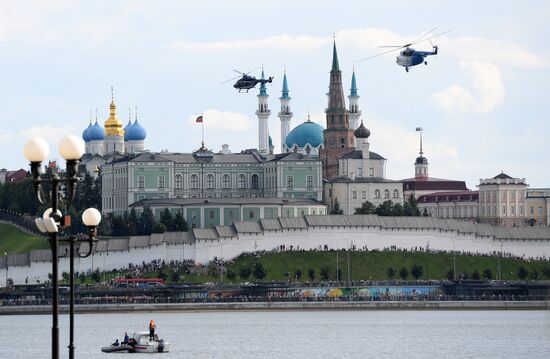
{"left": 101, "top": 331, "right": 170, "bottom": 353}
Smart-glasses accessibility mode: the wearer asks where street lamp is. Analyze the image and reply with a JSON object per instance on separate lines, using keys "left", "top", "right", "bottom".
{"left": 25, "top": 135, "right": 101, "bottom": 359}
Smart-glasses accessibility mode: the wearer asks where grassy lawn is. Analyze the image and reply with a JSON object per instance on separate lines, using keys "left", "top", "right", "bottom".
{"left": 0, "top": 223, "right": 49, "bottom": 254}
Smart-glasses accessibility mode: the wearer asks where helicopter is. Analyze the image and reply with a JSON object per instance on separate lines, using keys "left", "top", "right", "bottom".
{"left": 220, "top": 69, "right": 274, "bottom": 92}
{"left": 359, "top": 27, "right": 452, "bottom": 72}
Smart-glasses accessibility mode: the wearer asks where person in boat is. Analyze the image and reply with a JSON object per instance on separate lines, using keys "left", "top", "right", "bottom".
{"left": 111, "top": 339, "right": 119, "bottom": 347}
{"left": 123, "top": 332, "right": 129, "bottom": 345}
{"left": 149, "top": 319, "right": 156, "bottom": 341}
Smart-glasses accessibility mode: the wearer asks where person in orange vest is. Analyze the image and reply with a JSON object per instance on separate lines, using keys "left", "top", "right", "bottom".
{"left": 149, "top": 320, "right": 156, "bottom": 341}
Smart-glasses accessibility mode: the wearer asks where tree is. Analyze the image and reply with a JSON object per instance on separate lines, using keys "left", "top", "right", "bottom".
{"left": 137, "top": 206, "right": 155, "bottom": 235}
{"left": 79, "top": 272, "right": 86, "bottom": 284}
{"left": 170, "top": 271, "right": 180, "bottom": 283}
{"left": 294, "top": 269, "right": 302, "bottom": 280}
{"left": 404, "top": 194, "right": 421, "bottom": 216}
{"left": 482, "top": 268, "right": 493, "bottom": 280}
{"left": 158, "top": 268, "right": 168, "bottom": 281}
{"left": 239, "top": 265, "right": 252, "bottom": 280}
{"left": 62, "top": 271, "right": 70, "bottom": 284}
{"left": 92, "top": 269, "right": 101, "bottom": 283}
{"left": 173, "top": 211, "right": 188, "bottom": 232}
{"left": 411, "top": 264, "right": 423, "bottom": 280}
{"left": 542, "top": 266, "right": 550, "bottom": 279}
{"left": 320, "top": 267, "right": 330, "bottom": 281}
{"left": 225, "top": 269, "right": 236, "bottom": 280}
{"left": 308, "top": 268, "right": 316, "bottom": 281}
{"left": 355, "top": 201, "right": 375, "bottom": 215}
{"left": 376, "top": 200, "right": 394, "bottom": 216}
{"left": 517, "top": 267, "right": 529, "bottom": 280}
{"left": 152, "top": 223, "right": 167, "bottom": 233}
{"left": 386, "top": 267, "right": 396, "bottom": 279}
{"left": 399, "top": 266, "right": 409, "bottom": 280}
{"left": 391, "top": 203, "right": 404, "bottom": 216}
{"left": 128, "top": 208, "right": 139, "bottom": 235}
{"left": 160, "top": 208, "right": 173, "bottom": 231}
{"left": 253, "top": 262, "right": 267, "bottom": 280}
{"left": 530, "top": 269, "right": 540, "bottom": 280}
{"left": 330, "top": 198, "right": 344, "bottom": 215}
{"left": 446, "top": 269, "right": 454, "bottom": 281}
{"left": 471, "top": 269, "right": 480, "bottom": 280}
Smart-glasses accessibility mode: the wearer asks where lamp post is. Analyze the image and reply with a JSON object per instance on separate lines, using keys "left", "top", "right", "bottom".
{"left": 3, "top": 251, "right": 7, "bottom": 288}
{"left": 25, "top": 135, "right": 101, "bottom": 359}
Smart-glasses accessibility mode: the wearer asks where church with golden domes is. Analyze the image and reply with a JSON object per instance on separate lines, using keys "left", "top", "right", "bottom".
{"left": 80, "top": 91, "right": 147, "bottom": 176}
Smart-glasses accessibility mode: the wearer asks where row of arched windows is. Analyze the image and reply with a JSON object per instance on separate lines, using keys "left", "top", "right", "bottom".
{"left": 174, "top": 173, "right": 260, "bottom": 190}
{"left": 373, "top": 189, "right": 400, "bottom": 199}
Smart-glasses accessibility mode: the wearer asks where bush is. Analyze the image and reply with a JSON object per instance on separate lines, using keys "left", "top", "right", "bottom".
{"left": 225, "top": 269, "right": 236, "bottom": 280}
{"left": 446, "top": 269, "right": 454, "bottom": 281}
{"left": 410, "top": 264, "right": 423, "bottom": 280}
{"left": 170, "top": 271, "right": 180, "bottom": 283}
{"left": 239, "top": 265, "right": 252, "bottom": 280}
{"left": 483, "top": 268, "right": 493, "bottom": 280}
{"left": 92, "top": 269, "right": 101, "bottom": 283}
{"left": 320, "top": 267, "right": 330, "bottom": 281}
{"left": 471, "top": 270, "right": 480, "bottom": 280}
{"left": 386, "top": 267, "right": 396, "bottom": 279}
{"left": 517, "top": 267, "right": 529, "bottom": 280}
{"left": 542, "top": 266, "right": 550, "bottom": 279}
{"left": 399, "top": 266, "right": 408, "bottom": 280}
{"left": 253, "top": 262, "right": 267, "bottom": 280}
{"left": 295, "top": 269, "right": 302, "bottom": 280}
{"left": 308, "top": 268, "right": 316, "bottom": 281}
{"left": 530, "top": 269, "right": 540, "bottom": 280}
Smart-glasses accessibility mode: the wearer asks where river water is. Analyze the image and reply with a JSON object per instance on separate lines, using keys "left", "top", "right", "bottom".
{"left": 1, "top": 310, "right": 549, "bottom": 358}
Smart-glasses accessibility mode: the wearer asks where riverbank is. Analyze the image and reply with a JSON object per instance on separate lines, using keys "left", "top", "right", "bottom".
{"left": 1, "top": 300, "right": 549, "bottom": 315}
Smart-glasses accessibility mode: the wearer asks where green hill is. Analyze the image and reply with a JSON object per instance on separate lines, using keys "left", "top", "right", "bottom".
{"left": 0, "top": 223, "right": 49, "bottom": 254}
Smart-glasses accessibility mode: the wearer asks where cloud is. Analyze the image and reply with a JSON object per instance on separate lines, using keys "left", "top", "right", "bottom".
{"left": 186, "top": 109, "right": 253, "bottom": 132}
{"left": 170, "top": 34, "right": 329, "bottom": 52}
{"left": 431, "top": 61, "right": 505, "bottom": 114}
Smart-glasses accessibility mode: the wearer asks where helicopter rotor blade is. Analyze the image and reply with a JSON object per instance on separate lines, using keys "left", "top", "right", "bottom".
{"left": 233, "top": 69, "right": 245, "bottom": 75}
{"left": 357, "top": 47, "right": 403, "bottom": 62}
{"left": 409, "top": 29, "right": 453, "bottom": 47}
{"left": 219, "top": 74, "right": 242, "bottom": 85}
{"left": 410, "top": 26, "right": 439, "bottom": 45}
{"left": 378, "top": 45, "right": 404, "bottom": 48}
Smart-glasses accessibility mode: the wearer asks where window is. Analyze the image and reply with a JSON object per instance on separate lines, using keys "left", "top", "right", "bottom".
{"left": 530, "top": 206, "right": 534, "bottom": 214}
{"left": 307, "top": 175, "right": 313, "bottom": 188}
{"left": 191, "top": 211, "right": 196, "bottom": 219}
{"left": 511, "top": 206, "right": 515, "bottom": 216}
{"left": 393, "top": 189, "right": 399, "bottom": 199}
{"left": 384, "top": 189, "right": 390, "bottom": 199}
{"left": 339, "top": 114, "right": 343, "bottom": 124}
{"left": 206, "top": 174, "right": 214, "bottom": 189}
{"left": 539, "top": 206, "right": 543, "bottom": 215}
{"left": 358, "top": 167, "right": 362, "bottom": 177}
{"left": 251, "top": 174, "right": 259, "bottom": 189}
{"left": 249, "top": 211, "right": 254, "bottom": 219}
{"left": 375, "top": 189, "right": 380, "bottom": 199}
{"left": 191, "top": 174, "right": 198, "bottom": 189}
{"left": 519, "top": 206, "right": 523, "bottom": 215}
{"left": 502, "top": 205, "right": 506, "bottom": 215}
{"left": 158, "top": 176, "right": 165, "bottom": 189}
{"left": 369, "top": 168, "right": 374, "bottom": 176}
{"left": 352, "top": 191, "right": 357, "bottom": 200}
{"left": 138, "top": 176, "right": 144, "bottom": 189}
{"left": 361, "top": 191, "right": 366, "bottom": 200}
{"left": 329, "top": 189, "right": 333, "bottom": 197}
{"left": 238, "top": 174, "right": 246, "bottom": 189}
{"left": 222, "top": 174, "right": 230, "bottom": 189}
{"left": 287, "top": 176, "right": 294, "bottom": 188}
{"left": 175, "top": 175, "right": 183, "bottom": 189}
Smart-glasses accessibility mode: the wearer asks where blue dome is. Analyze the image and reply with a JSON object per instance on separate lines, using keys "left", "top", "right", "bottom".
{"left": 126, "top": 120, "right": 147, "bottom": 141}
{"left": 82, "top": 123, "right": 92, "bottom": 142}
{"left": 285, "top": 120, "right": 324, "bottom": 148}
{"left": 87, "top": 121, "right": 105, "bottom": 141}
{"left": 124, "top": 120, "right": 133, "bottom": 141}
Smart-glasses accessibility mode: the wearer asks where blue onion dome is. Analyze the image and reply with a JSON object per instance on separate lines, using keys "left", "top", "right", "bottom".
{"left": 124, "top": 120, "right": 133, "bottom": 141}
{"left": 126, "top": 119, "right": 147, "bottom": 141}
{"left": 285, "top": 119, "right": 324, "bottom": 148}
{"left": 354, "top": 120, "right": 370, "bottom": 138}
{"left": 82, "top": 122, "right": 92, "bottom": 142}
{"left": 87, "top": 120, "right": 105, "bottom": 141}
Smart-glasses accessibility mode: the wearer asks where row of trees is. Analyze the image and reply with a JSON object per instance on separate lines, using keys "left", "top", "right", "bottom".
{"left": 106, "top": 207, "right": 187, "bottom": 236}
{"left": 330, "top": 194, "right": 429, "bottom": 217}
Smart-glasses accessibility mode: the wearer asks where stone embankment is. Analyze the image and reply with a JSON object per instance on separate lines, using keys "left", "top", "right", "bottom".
{"left": 1, "top": 301, "right": 548, "bottom": 315}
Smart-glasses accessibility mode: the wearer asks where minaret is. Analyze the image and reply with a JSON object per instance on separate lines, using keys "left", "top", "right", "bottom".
{"left": 278, "top": 70, "right": 292, "bottom": 153}
{"left": 104, "top": 87, "right": 125, "bottom": 154}
{"left": 348, "top": 68, "right": 362, "bottom": 142}
{"left": 414, "top": 127, "right": 429, "bottom": 178}
{"left": 319, "top": 39, "right": 355, "bottom": 179}
{"left": 256, "top": 68, "right": 270, "bottom": 154}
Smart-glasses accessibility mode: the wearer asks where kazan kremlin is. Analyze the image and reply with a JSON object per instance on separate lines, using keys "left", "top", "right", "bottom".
{"left": 2, "top": 42, "right": 550, "bottom": 284}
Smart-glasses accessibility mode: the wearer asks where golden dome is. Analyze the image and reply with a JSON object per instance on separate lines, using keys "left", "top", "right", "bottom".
{"left": 104, "top": 99, "right": 125, "bottom": 136}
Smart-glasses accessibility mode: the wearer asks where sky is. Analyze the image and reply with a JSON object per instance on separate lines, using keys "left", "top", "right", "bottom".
{"left": 0, "top": 0, "right": 548, "bottom": 189}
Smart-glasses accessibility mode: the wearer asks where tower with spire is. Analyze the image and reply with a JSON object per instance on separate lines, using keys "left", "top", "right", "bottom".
{"left": 348, "top": 69, "right": 362, "bottom": 137}
{"left": 319, "top": 40, "right": 355, "bottom": 179}
{"left": 104, "top": 88, "right": 125, "bottom": 154}
{"left": 256, "top": 68, "right": 271, "bottom": 154}
{"left": 415, "top": 127, "right": 429, "bottom": 178}
{"left": 278, "top": 70, "right": 293, "bottom": 153}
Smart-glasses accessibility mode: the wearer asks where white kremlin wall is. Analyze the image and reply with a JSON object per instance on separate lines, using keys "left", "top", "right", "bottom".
{"left": 2, "top": 215, "right": 549, "bottom": 286}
